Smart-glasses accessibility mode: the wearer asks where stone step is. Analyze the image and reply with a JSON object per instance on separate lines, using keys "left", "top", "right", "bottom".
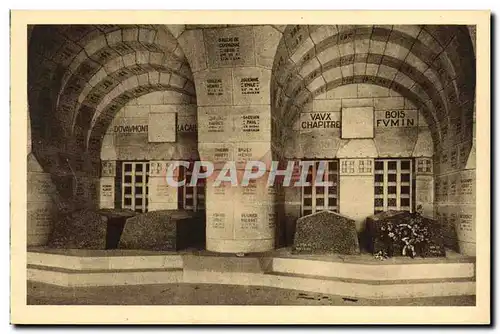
{"left": 28, "top": 263, "right": 476, "bottom": 299}
{"left": 182, "top": 254, "right": 271, "bottom": 273}
{"left": 27, "top": 251, "right": 183, "bottom": 271}
{"left": 270, "top": 257, "right": 475, "bottom": 281}
{"left": 27, "top": 264, "right": 183, "bottom": 287}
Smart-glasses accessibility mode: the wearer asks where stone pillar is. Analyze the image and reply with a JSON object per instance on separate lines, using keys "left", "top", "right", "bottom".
{"left": 178, "top": 26, "right": 281, "bottom": 253}
{"left": 27, "top": 153, "right": 57, "bottom": 246}
{"left": 338, "top": 158, "right": 375, "bottom": 230}
{"left": 336, "top": 140, "right": 378, "bottom": 230}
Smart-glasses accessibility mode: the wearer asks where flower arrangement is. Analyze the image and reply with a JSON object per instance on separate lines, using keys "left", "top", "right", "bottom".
{"left": 376, "top": 212, "right": 432, "bottom": 258}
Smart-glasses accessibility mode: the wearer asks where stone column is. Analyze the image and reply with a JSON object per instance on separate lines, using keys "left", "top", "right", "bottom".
{"left": 178, "top": 26, "right": 281, "bottom": 253}
{"left": 27, "top": 153, "right": 58, "bottom": 246}
{"left": 336, "top": 140, "right": 378, "bottom": 230}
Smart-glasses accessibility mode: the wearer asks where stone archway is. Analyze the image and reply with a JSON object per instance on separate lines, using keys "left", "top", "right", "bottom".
{"left": 27, "top": 24, "right": 197, "bottom": 244}
{"left": 269, "top": 25, "right": 477, "bottom": 255}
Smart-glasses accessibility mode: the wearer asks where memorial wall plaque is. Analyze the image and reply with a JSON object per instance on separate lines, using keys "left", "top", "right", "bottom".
{"left": 448, "top": 174, "right": 458, "bottom": 203}
{"left": 459, "top": 170, "right": 475, "bottom": 203}
{"left": 99, "top": 177, "right": 115, "bottom": 209}
{"left": 232, "top": 67, "right": 271, "bottom": 105}
{"left": 233, "top": 204, "right": 275, "bottom": 240}
{"left": 205, "top": 176, "right": 236, "bottom": 201}
{"left": 450, "top": 147, "right": 458, "bottom": 169}
{"left": 458, "top": 210, "right": 475, "bottom": 242}
{"left": 27, "top": 173, "right": 57, "bottom": 203}
{"left": 207, "top": 78, "right": 224, "bottom": 96}
{"left": 240, "top": 77, "right": 260, "bottom": 95}
{"left": 197, "top": 107, "right": 235, "bottom": 142}
{"left": 204, "top": 27, "right": 256, "bottom": 67}
{"left": 148, "top": 177, "right": 178, "bottom": 210}
{"left": 149, "top": 161, "right": 168, "bottom": 177}
{"left": 198, "top": 142, "right": 234, "bottom": 164}
{"left": 194, "top": 69, "right": 233, "bottom": 106}
{"left": 416, "top": 176, "right": 433, "bottom": 204}
{"left": 441, "top": 176, "right": 449, "bottom": 203}
{"left": 205, "top": 204, "right": 234, "bottom": 239}
{"left": 234, "top": 113, "right": 271, "bottom": 142}
{"left": 27, "top": 204, "right": 54, "bottom": 245}
{"left": 101, "top": 160, "right": 116, "bottom": 177}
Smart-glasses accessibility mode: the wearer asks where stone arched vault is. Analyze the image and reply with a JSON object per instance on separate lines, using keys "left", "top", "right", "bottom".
{"left": 270, "top": 25, "right": 476, "bottom": 162}
{"left": 28, "top": 24, "right": 196, "bottom": 180}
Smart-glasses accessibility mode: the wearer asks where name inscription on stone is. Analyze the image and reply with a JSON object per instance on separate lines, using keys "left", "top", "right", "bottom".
{"left": 240, "top": 77, "right": 260, "bottom": 95}
{"left": 236, "top": 147, "right": 253, "bottom": 162}
{"left": 214, "top": 147, "right": 230, "bottom": 160}
{"left": 300, "top": 112, "right": 341, "bottom": 130}
{"left": 211, "top": 212, "right": 226, "bottom": 229}
{"left": 30, "top": 207, "right": 53, "bottom": 228}
{"left": 101, "top": 184, "right": 113, "bottom": 198}
{"left": 218, "top": 37, "right": 240, "bottom": 62}
{"left": 268, "top": 211, "right": 276, "bottom": 229}
{"left": 375, "top": 110, "right": 417, "bottom": 128}
{"left": 242, "top": 115, "right": 260, "bottom": 132}
{"left": 240, "top": 213, "right": 258, "bottom": 230}
{"left": 207, "top": 79, "right": 223, "bottom": 96}
{"left": 208, "top": 115, "right": 226, "bottom": 133}
{"left": 113, "top": 124, "right": 148, "bottom": 133}
{"left": 459, "top": 214, "right": 473, "bottom": 233}
{"left": 177, "top": 122, "right": 197, "bottom": 133}
{"left": 460, "top": 178, "right": 474, "bottom": 195}
{"left": 242, "top": 181, "right": 257, "bottom": 195}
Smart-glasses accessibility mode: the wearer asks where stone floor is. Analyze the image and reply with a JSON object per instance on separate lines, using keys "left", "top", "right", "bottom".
{"left": 27, "top": 281, "right": 476, "bottom": 306}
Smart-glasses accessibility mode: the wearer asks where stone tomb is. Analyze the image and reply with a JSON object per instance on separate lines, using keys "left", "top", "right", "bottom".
{"left": 292, "top": 211, "right": 360, "bottom": 255}
{"left": 47, "top": 209, "right": 109, "bottom": 249}
{"left": 365, "top": 211, "right": 447, "bottom": 258}
{"left": 47, "top": 209, "right": 138, "bottom": 250}
{"left": 119, "top": 210, "right": 205, "bottom": 251}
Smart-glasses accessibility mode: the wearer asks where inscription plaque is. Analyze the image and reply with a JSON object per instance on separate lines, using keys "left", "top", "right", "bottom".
{"left": 207, "top": 78, "right": 223, "bottom": 96}
{"left": 208, "top": 115, "right": 227, "bottom": 133}
{"left": 242, "top": 115, "right": 260, "bottom": 132}
{"left": 218, "top": 36, "right": 241, "bottom": 61}
{"left": 240, "top": 77, "right": 260, "bottom": 95}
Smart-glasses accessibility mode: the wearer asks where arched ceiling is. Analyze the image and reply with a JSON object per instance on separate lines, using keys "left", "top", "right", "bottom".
{"left": 271, "top": 25, "right": 476, "bottom": 148}
{"left": 28, "top": 24, "right": 195, "bottom": 173}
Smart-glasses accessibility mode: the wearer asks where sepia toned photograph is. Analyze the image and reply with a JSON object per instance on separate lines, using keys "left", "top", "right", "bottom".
{"left": 11, "top": 10, "right": 490, "bottom": 325}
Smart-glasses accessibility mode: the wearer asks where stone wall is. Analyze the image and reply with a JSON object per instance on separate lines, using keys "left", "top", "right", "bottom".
{"left": 99, "top": 90, "right": 198, "bottom": 211}
{"left": 434, "top": 105, "right": 476, "bottom": 256}
{"left": 282, "top": 83, "right": 434, "bottom": 237}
